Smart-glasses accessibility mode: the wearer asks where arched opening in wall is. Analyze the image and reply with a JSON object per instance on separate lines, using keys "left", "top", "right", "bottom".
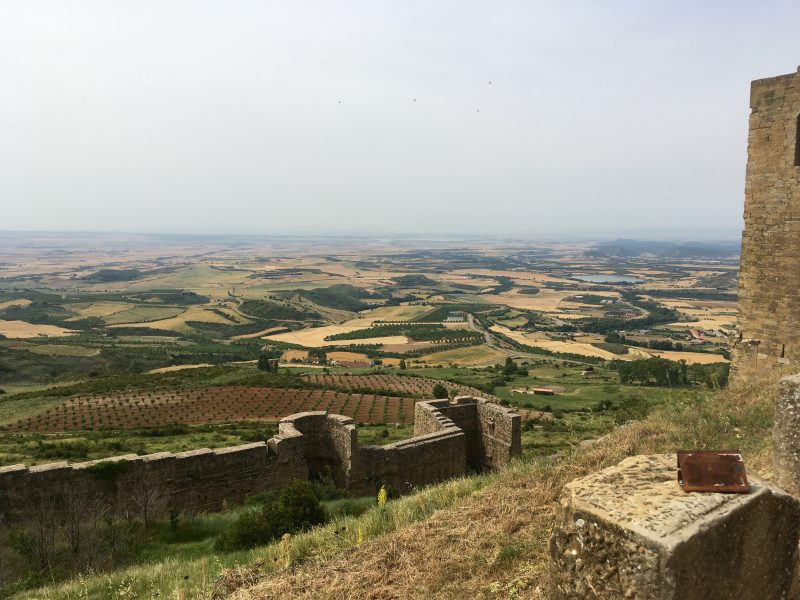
{"left": 796, "top": 114, "right": 800, "bottom": 167}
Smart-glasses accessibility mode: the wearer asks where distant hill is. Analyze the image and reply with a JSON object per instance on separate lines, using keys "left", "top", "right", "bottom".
{"left": 587, "top": 240, "right": 741, "bottom": 259}
{"left": 83, "top": 268, "right": 144, "bottom": 282}
{"left": 391, "top": 274, "right": 438, "bottom": 287}
{"left": 297, "top": 284, "right": 376, "bottom": 312}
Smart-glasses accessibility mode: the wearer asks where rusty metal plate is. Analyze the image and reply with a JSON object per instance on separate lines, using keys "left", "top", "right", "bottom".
{"left": 677, "top": 450, "right": 751, "bottom": 493}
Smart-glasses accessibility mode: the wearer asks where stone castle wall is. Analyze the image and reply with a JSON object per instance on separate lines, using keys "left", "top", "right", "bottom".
{"left": 414, "top": 397, "right": 521, "bottom": 470}
{"left": 0, "top": 396, "right": 520, "bottom": 526}
{"left": 0, "top": 428, "right": 308, "bottom": 527}
{"left": 354, "top": 430, "right": 467, "bottom": 496}
{"left": 733, "top": 68, "right": 800, "bottom": 378}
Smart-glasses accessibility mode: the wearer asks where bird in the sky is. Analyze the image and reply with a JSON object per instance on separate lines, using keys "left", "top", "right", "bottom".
{"left": 489, "top": 80, "right": 492, "bottom": 85}
{"left": 413, "top": 98, "right": 416, "bottom": 102}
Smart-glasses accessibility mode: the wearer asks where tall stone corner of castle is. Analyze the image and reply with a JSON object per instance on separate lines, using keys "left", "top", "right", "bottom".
{"left": 733, "top": 67, "right": 800, "bottom": 381}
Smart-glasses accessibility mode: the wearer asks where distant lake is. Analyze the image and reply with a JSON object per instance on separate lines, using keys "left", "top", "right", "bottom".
{"left": 571, "top": 274, "right": 643, "bottom": 284}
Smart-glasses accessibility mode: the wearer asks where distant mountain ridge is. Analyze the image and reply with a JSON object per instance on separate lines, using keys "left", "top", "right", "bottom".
{"left": 587, "top": 239, "right": 741, "bottom": 259}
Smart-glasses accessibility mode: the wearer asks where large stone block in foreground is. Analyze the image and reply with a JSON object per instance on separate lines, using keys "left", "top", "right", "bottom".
{"left": 549, "top": 454, "right": 800, "bottom": 600}
{"left": 775, "top": 374, "right": 800, "bottom": 496}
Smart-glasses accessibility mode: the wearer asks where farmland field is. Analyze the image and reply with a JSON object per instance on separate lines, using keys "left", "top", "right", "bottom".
{"left": 263, "top": 305, "right": 434, "bottom": 348}
{"left": 109, "top": 305, "right": 243, "bottom": 332}
{"left": 266, "top": 326, "right": 409, "bottom": 347}
{"left": 483, "top": 289, "right": 619, "bottom": 314}
{"left": 0, "top": 250, "right": 729, "bottom": 595}
{"left": 0, "top": 298, "right": 32, "bottom": 310}
{"left": 102, "top": 305, "right": 186, "bottom": 325}
{"left": 0, "top": 233, "right": 737, "bottom": 470}
{"left": 417, "top": 344, "right": 508, "bottom": 366}
{"left": 300, "top": 373, "right": 495, "bottom": 399}
{"left": 643, "top": 349, "right": 729, "bottom": 364}
{"left": 326, "top": 351, "right": 371, "bottom": 363}
{"left": 489, "top": 325, "right": 621, "bottom": 359}
{"left": 65, "top": 302, "right": 135, "bottom": 320}
{"left": 6, "top": 387, "right": 417, "bottom": 432}
{"left": 0, "top": 320, "right": 76, "bottom": 338}
{"left": 2, "top": 343, "right": 101, "bottom": 357}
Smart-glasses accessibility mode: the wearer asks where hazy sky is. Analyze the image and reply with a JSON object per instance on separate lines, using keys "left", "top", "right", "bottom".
{"left": 2, "top": 1, "right": 799, "bottom": 237}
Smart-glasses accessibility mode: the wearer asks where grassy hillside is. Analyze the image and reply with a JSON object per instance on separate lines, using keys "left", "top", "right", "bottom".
{"left": 11, "top": 377, "right": 776, "bottom": 600}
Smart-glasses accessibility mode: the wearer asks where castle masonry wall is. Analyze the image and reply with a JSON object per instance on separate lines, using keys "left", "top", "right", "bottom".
{"left": 0, "top": 396, "right": 521, "bottom": 526}
{"left": 415, "top": 397, "right": 520, "bottom": 470}
{"left": 0, "top": 438, "right": 307, "bottom": 527}
{"left": 734, "top": 69, "right": 800, "bottom": 378}
{"left": 354, "top": 429, "right": 467, "bottom": 496}
{"left": 477, "top": 400, "right": 522, "bottom": 469}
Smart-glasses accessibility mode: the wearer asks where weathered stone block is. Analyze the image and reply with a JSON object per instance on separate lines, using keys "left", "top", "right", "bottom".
{"left": 775, "top": 374, "right": 800, "bottom": 496}
{"left": 549, "top": 454, "right": 800, "bottom": 600}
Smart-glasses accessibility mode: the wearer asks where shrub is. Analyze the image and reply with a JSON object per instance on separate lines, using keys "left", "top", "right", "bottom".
{"left": 595, "top": 399, "right": 613, "bottom": 412}
{"left": 432, "top": 383, "right": 448, "bottom": 399}
{"left": 215, "top": 481, "right": 326, "bottom": 551}
{"left": 311, "top": 472, "right": 349, "bottom": 501}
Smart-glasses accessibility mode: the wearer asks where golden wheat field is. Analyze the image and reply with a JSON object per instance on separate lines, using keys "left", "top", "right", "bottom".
{"left": 0, "top": 298, "right": 32, "bottom": 310}
{"left": 0, "top": 320, "right": 76, "bottom": 339}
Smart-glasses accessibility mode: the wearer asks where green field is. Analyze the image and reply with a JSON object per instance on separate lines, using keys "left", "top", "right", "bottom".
{"left": 2, "top": 342, "right": 100, "bottom": 357}
{"left": 103, "top": 305, "right": 186, "bottom": 324}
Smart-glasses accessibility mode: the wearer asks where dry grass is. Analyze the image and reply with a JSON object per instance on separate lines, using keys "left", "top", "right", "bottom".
{"left": 266, "top": 327, "right": 408, "bottom": 348}
{"left": 14, "top": 379, "right": 777, "bottom": 600}
{"left": 0, "top": 319, "right": 76, "bottom": 339}
{"left": 483, "top": 289, "right": 618, "bottom": 314}
{"left": 226, "top": 379, "right": 777, "bottom": 600}
{"left": 282, "top": 349, "right": 309, "bottom": 361}
{"left": 490, "top": 326, "right": 727, "bottom": 364}
{"left": 0, "top": 298, "right": 32, "bottom": 310}
{"left": 230, "top": 326, "right": 288, "bottom": 340}
{"left": 490, "top": 325, "right": 621, "bottom": 360}
{"left": 264, "top": 306, "right": 429, "bottom": 348}
{"left": 642, "top": 349, "right": 729, "bottom": 364}
{"left": 327, "top": 351, "right": 371, "bottom": 362}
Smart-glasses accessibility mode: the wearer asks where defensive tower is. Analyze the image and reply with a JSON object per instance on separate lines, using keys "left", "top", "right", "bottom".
{"left": 733, "top": 67, "right": 800, "bottom": 377}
